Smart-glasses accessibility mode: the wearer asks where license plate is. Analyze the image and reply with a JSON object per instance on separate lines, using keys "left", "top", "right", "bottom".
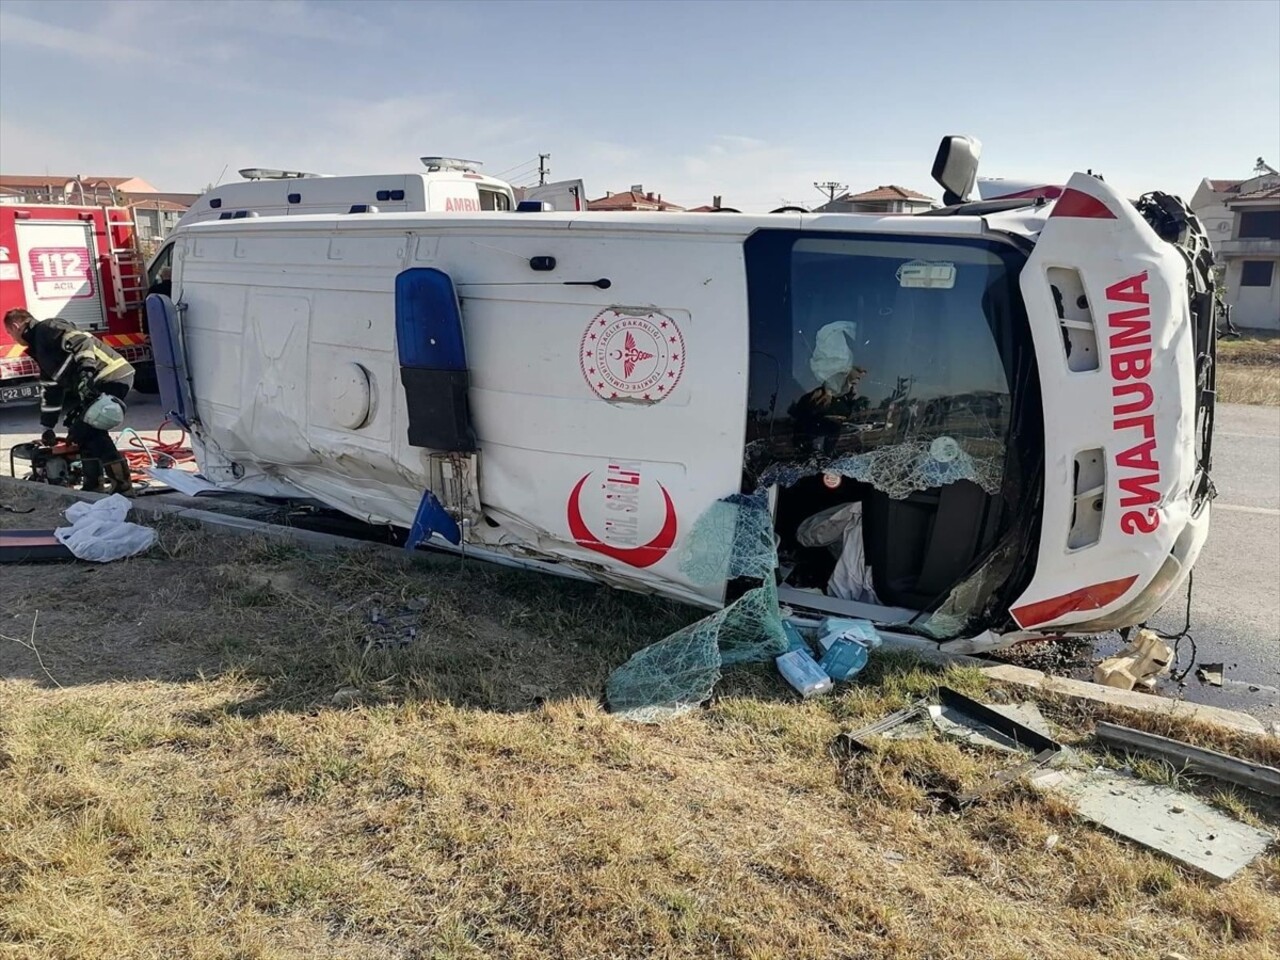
{"left": 0, "top": 382, "right": 42, "bottom": 405}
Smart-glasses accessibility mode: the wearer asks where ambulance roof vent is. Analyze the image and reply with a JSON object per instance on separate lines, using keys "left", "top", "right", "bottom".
{"left": 238, "top": 168, "right": 326, "bottom": 181}
{"left": 420, "top": 157, "right": 482, "bottom": 173}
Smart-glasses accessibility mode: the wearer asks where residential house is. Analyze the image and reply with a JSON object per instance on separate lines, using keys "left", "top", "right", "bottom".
{"left": 685, "top": 196, "right": 733, "bottom": 213}
{"left": 126, "top": 192, "right": 202, "bottom": 242}
{"left": 1189, "top": 178, "right": 1245, "bottom": 250}
{"left": 0, "top": 174, "right": 160, "bottom": 204}
{"left": 587, "top": 186, "right": 684, "bottom": 212}
{"left": 1222, "top": 175, "right": 1280, "bottom": 330}
{"left": 0, "top": 174, "right": 200, "bottom": 243}
{"left": 815, "top": 185, "right": 936, "bottom": 215}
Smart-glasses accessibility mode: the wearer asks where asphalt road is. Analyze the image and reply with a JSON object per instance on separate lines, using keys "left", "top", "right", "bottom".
{"left": 1, "top": 391, "right": 168, "bottom": 480}
{"left": 1145, "top": 403, "right": 1280, "bottom": 722}
{"left": 2, "top": 397, "right": 1278, "bottom": 721}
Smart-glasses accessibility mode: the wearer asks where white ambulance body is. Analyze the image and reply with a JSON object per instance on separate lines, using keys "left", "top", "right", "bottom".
{"left": 153, "top": 141, "right": 1217, "bottom": 652}
{"left": 177, "top": 159, "right": 519, "bottom": 231}
{"left": 146, "top": 164, "right": 583, "bottom": 292}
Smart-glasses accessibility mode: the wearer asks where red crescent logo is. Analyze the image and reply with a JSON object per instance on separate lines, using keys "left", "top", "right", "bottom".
{"left": 566, "top": 473, "right": 677, "bottom": 568}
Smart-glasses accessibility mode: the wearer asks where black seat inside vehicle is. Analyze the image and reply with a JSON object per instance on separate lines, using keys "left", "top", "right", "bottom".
{"left": 861, "top": 480, "right": 999, "bottom": 610}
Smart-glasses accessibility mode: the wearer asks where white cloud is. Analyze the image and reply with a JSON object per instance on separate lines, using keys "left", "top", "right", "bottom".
{"left": 0, "top": 3, "right": 939, "bottom": 208}
{"left": 0, "top": 10, "right": 144, "bottom": 62}
{"left": 0, "top": 88, "right": 540, "bottom": 192}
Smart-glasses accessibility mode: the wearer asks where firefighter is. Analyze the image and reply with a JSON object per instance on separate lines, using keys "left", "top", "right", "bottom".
{"left": 2, "top": 308, "right": 135, "bottom": 494}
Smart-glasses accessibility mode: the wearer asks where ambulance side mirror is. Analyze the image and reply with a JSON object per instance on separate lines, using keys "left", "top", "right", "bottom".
{"left": 932, "top": 135, "right": 982, "bottom": 206}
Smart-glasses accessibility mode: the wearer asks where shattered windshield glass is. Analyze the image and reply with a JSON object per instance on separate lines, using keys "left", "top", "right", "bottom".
{"left": 744, "top": 235, "right": 1020, "bottom": 498}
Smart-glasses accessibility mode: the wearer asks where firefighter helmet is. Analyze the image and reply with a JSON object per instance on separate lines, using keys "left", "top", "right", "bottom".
{"left": 83, "top": 394, "right": 126, "bottom": 430}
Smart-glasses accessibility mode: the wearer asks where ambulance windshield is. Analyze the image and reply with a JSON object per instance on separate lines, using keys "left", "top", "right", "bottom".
{"left": 742, "top": 231, "right": 1040, "bottom": 621}
{"left": 743, "top": 233, "right": 1025, "bottom": 499}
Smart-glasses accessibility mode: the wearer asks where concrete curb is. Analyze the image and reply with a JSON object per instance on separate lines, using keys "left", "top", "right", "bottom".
{"left": 982, "top": 663, "right": 1274, "bottom": 737}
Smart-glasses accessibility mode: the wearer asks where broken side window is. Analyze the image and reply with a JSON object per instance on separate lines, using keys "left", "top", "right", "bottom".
{"left": 744, "top": 231, "right": 1038, "bottom": 618}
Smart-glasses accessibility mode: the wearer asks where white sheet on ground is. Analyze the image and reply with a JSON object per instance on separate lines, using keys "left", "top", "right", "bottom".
{"left": 55, "top": 494, "right": 157, "bottom": 562}
{"left": 795, "top": 502, "right": 880, "bottom": 604}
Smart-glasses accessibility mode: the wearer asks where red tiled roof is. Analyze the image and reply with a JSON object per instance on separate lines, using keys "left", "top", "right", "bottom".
{"left": 0, "top": 174, "right": 149, "bottom": 190}
{"left": 1229, "top": 184, "right": 1280, "bottom": 205}
{"left": 587, "top": 191, "right": 684, "bottom": 211}
{"left": 1206, "top": 179, "right": 1244, "bottom": 194}
{"left": 842, "top": 185, "right": 934, "bottom": 203}
{"left": 126, "top": 192, "right": 200, "bottom": 208}
{"left": 128, "top": 199, "right": 190, "bottom": 212}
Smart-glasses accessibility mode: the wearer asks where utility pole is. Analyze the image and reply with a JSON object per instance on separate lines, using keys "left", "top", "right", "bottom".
{"left": 538, "top": 153, "right": 551, "bottom": 186}
{"left": 814, "top": 180, "right": 846, "bottom": 204}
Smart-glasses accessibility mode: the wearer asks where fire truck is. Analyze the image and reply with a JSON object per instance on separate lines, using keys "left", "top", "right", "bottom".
{"left": 0, "top": 200, "right": 155, "bottom": 405}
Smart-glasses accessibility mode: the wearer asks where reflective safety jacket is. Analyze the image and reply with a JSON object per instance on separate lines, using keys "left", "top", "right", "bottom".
{"left": 23, "top": 317, "right": 135, "bottom": 428}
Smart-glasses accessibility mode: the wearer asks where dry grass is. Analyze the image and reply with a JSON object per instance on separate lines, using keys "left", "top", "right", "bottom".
{"left": 2, "top": 510, "right": 1279, "bottom": 959}
{"left": 1217, "top": 329, "right": 1280, "bottom": 405}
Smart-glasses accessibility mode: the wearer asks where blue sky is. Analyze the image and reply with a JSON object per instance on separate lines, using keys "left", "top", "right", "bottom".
{"left": 1, "top": 0, "right": 1276, "bottom": 210}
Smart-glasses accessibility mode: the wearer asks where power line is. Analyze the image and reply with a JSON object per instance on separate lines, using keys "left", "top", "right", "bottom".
{"left": 493, "top": 158, "right": 539, "bottom": 180}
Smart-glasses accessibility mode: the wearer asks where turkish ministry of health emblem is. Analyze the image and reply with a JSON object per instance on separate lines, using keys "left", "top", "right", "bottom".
{"left": 579, "top": 309, "right": 686, "bottom": 402}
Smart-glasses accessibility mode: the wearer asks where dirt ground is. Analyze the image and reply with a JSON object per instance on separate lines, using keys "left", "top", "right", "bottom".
{"left": 1217, "top": 329, "right": 1280, "bottom": 406}
{"left": 0, "top": 486, "right": 697, "bottom": 710}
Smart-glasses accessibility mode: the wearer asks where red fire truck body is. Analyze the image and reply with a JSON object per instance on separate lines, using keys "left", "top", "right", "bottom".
{"left": 0, "top": 202, "right": 152, "bottom": 405}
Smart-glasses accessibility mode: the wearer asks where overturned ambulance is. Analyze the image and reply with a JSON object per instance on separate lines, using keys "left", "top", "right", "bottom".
{"left": 149, "top": 137, "right": 1218, "bottom": 654}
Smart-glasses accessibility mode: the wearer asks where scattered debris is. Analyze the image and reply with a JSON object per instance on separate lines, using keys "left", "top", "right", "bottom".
{"left": 1195, "top": 662, "right": 1224, "bottom": 687}
{"left": 776, "top": 649, "right": 834, "bottom": 698}
{"left": 817, "top": 636, "right": 870, "bottom": 682}
{"left": 331, "top": 687, "right": 362, "bottom": 705}
{"left": 362, "top": 604, "right": 420, "bottom": 651}
{"left": 1029, "top": 767, "right": 1273, "bottom": 881}
{"left": 992, "top": 636, "right": 1094, "bottom": 673}
{"left": 832, "top": 699, "right": 931, "bottom": 756}
{"left": 834, "top": 689, "right": 1065, "bottom": 809}
{"left": 929, "top": 700, "right": 1054, "bottom": 755}
{"left": 928, "top": 687, "right": 1063, "bottom": 809}
{"left": 1093, "top": 628, "right": 1172, "bottom": 691}
{"left": 143, "top": 467, "right": 224, "bottom": 497}
{"left": 1, "top": 502, "right": 35, "bottom": 514}
{"left": 935, "top": 687, "right": 1062, "bottom": 757}
{"left": 814, "top": 616, "right": 882, "bottom": 654}
{"left": 834, "top": 688, "right": 1273, "bottom": 878}
{"left": 1094, "top": 721, "right": 1280, "bottom": 797}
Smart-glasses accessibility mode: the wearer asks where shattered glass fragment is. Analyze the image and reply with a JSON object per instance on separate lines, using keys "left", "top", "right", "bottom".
{"left": 609, "top": 495, "right": 788, "bottom": 722}
{"left": 677, "top": 499, "right": 738, "bottom": 587}
{"left": 756, "top": 434, "right": 1003, "bottom": 501}
{"left": 605, "top": 623, "right": 722, "bottom": 723}
{"left": 717, "top": 579, "right": 788, "bottom": 667}
{"left": 919, "top": 537, "right": 1022, "bottom": 640}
